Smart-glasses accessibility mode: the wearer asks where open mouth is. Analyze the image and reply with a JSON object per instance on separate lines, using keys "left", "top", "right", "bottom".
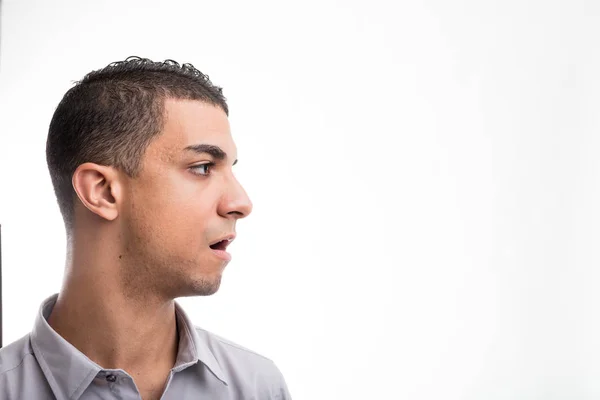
{"left": 209, "top": 239, "right": 230, "bottom": 251}
{"left": 209, "top": 235, "right": 235, "bottom": 261}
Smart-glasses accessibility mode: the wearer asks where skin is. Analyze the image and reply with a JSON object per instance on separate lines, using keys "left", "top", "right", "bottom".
{"left": 47, "top": 98, "right": 253, "bottom": 400}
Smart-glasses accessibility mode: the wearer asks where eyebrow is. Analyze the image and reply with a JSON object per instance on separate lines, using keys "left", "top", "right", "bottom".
{"left": 183, "top": 144, "right": 238, "bottom": 165}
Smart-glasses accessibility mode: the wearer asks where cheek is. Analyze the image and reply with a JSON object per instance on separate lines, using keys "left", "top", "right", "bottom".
{"left": 136, "top": 179, "right": 214, "bottom": 244}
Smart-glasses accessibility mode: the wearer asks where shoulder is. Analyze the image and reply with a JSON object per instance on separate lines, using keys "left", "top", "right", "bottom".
{"left": 0, "top": 333, "right": 35, "bottom": 375}
{"left": 0, "top": 334, "right": 51, "bottom": 399}
{"left": 194, "top": 327, "right": 291, "bottom": 399}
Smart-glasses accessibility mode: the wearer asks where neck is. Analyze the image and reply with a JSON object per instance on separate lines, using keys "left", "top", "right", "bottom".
{"left": 47, "top": 241, "right": 179, "bottom": 374}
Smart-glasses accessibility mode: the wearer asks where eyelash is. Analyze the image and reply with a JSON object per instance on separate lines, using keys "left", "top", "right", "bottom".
{"left": 190, "top": 162, "right": 215, "bottom": 176}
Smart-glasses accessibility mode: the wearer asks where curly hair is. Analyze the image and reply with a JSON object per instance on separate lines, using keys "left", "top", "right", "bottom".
{"left": 46, "top": 56, "right": 229, "bottom": 231}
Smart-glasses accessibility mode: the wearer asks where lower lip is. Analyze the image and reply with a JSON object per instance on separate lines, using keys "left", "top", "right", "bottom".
{"left": 211, "top": 249, "right": 232, "bottom": 261}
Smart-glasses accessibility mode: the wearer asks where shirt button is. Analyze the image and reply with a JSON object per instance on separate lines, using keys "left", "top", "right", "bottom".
{"left": 106, "top": 374, "right": 117, "bottom": 383}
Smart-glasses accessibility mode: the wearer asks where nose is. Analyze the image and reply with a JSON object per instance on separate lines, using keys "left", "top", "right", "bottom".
{"left": 218, "top": 173, "right": 253, "bottom": 220}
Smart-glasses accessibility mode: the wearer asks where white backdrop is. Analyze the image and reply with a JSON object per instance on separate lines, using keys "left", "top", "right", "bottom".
{"left": 1, "top": 0, "right": 600, "bottom": 398}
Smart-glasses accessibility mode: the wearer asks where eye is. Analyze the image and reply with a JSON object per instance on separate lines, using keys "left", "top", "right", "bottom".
{"left": 190, "top": 162, "right": 215, "bottom": 176}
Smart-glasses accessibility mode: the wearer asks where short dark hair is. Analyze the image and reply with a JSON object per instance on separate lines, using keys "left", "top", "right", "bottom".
{"left": 46, "top": 56, "right": 228, "bottom": 231}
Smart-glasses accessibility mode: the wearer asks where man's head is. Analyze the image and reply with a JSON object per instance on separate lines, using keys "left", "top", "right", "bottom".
{"left": 46, "top": 57, "right": 253, "bottom": 298}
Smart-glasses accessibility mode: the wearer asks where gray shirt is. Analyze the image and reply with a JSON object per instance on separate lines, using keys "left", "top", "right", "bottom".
{"left": 0, "top": 294, "right": 291, "bottom": 399}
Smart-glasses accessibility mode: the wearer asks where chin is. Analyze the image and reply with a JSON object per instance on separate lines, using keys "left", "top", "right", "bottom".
{"left": 185, "top": 274, "right": 223, "bottom": 297}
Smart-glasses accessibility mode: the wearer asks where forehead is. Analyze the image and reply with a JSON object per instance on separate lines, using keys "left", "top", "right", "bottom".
{"left": 147, "top": 98, "right": 234, "bottom": 161}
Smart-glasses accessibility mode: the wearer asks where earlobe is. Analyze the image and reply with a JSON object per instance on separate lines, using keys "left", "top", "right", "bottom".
{"left": 72, "top": 163, "right": 120, "bottom": 222}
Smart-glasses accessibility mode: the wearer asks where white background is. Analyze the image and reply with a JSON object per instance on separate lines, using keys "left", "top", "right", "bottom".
{"left": 1, "top": 0, "right": 600, "bottom": 398}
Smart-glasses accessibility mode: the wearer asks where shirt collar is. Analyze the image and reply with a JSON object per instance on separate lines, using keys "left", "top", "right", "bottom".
{"left": 173, "top": 298, "right": 228, "bottom": 385}
{"left": 30, "top": 294, "right": 227, "bottom": 400}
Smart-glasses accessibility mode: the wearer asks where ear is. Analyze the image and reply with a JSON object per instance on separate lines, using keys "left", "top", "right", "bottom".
{"left": 72, "top": 163, "right": 122, "bottom": 222}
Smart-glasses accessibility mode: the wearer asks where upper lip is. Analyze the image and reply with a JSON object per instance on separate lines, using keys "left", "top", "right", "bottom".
{"left": 209, "top": 234, "right": 236, "bottom": 248}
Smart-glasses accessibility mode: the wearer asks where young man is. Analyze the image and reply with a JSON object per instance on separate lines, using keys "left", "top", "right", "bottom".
{"left": 0, "top": 57, "right": 291, "bottom": 399}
